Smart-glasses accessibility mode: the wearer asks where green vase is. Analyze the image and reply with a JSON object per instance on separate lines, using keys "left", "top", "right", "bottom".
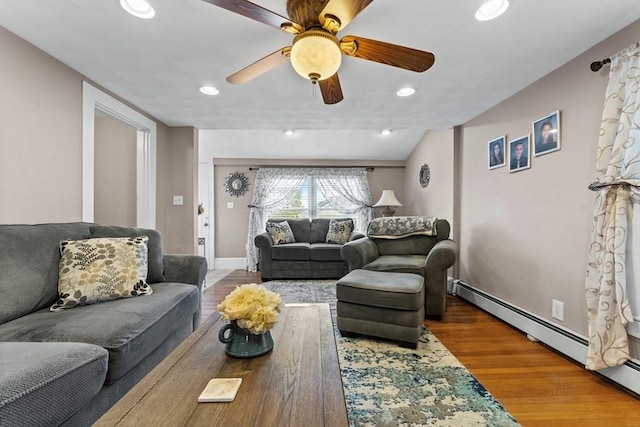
{"left": 218, "top": 320, "right": 274, "bottom": 358}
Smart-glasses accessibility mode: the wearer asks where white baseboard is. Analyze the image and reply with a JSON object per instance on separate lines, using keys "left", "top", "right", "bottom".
{"left": 454, "top": 280, "right": 640, "bottom": 396}
{"left": 213, "top": 257, "right": 246, "bottom": 270}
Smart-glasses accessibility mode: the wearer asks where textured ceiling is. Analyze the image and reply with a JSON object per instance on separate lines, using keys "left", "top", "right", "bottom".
{"left": 2, "top": 1, "right": 640, "bottom": 160}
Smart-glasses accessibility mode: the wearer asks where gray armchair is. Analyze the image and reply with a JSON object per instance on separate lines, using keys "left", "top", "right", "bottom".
{"left": 340, "top": 217, "right": 458, "bottom": 319}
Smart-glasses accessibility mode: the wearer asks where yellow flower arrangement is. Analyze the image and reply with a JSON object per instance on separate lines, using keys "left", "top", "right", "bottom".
{"left": 217, "top": 283, "right": 282, "bottom": 335}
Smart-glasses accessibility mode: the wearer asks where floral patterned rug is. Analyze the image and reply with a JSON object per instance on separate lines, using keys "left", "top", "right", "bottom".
{"left": 262, "top": 279, "right": 520, "bottom": 427}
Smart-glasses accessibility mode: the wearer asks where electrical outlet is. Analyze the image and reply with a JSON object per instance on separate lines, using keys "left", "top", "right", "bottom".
{"left": 552, "top": 299, "right": 564, "bottom": 321}
{"left": 173, "top": 195, "right": 183, "bottom": 206}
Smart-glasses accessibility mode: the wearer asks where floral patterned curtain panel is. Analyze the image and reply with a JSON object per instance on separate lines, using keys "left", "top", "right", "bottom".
{"left": 313, "top": 167, "right": 373, "bottom": 230}
{"left": 585, "top": 41, "right": 640, "bottom": 371}
{"left": 245, "top": 168, "right": 308, "bottom": 272}
{"left": 245, "top": 167, "right": 372, "bottom": 272}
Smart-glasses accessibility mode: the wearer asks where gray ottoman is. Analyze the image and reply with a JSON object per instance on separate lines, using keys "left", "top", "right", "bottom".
{"left": 336, "top": 269, "right": 425, "bottom": 348}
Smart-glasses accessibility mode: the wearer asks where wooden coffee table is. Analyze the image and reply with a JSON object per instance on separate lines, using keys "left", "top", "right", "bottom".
{"left": 96, "top": 303, "right": 348, "bottom": 426}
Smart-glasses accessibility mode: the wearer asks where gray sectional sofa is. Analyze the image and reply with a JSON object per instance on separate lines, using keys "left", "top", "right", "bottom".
{"left": 254, "top": 218, "right": 364, "bottom": 280}
{"left": 0, "top": 222, "right": 207, "bottom": 426}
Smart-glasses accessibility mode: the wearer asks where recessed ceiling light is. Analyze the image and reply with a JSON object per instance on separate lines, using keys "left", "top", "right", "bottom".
{"left": 396, "top": 87, "right": 415, "bottom": 97}
{"left": 475, "top": 0, "right": 509, "bottom": 21}
{"left": 285, "top": 129, "right": 295, "bottom": 136}
{"left": 120, "top": 0, "right": 155, "bottom": 19}
{"left": 381, "top": 129, "right": 392, "bottom": 136}
{"left": 199, "top": 86, "right": 219, "bottom": 95}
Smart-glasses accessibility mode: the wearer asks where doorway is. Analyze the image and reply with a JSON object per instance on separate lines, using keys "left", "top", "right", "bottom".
{"left": 82, "top": 81, "right": 156, "bottom": 228}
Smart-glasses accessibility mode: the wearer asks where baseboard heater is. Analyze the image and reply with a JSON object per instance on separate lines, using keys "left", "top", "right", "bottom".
{"left": 453, "top": 280, "right": 640, "bottom": 396}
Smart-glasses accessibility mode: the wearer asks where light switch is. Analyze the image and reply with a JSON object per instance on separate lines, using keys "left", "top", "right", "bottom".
{"left": 227, "top": 202, "right": 234, "bottom": 209}
{"left": 173, "top": 195, "right": 184, "bottom": 206}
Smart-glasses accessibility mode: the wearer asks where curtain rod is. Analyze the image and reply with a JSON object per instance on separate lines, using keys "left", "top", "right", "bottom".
{"left": 590, "top": 57, "right": 611, "bottom": 72}
{"left": 248, "top": 166, "right": 405, "bottom": 171}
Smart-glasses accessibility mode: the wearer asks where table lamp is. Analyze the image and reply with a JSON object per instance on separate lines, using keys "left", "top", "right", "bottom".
{"left": 373, "top": 190, "right": 402, "bottom": 217}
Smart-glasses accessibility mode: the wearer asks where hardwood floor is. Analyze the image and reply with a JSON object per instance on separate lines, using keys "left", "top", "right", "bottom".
{"left": 201, "top": 270, "right": 640, "bottom": 426}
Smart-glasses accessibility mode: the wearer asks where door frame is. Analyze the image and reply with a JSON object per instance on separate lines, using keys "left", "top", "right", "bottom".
{"left": 198, "top": 161, "right": 214, "bottom": 268}
{"left": 82, "top": 81, "right": 156, "bottom": 228}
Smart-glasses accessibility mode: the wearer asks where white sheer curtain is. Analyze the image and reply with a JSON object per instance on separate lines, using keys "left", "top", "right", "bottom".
{"left": 314, "top": 168, "right": 373, "bottom": 232}
{"left": 245, "top": 167, "right": 373, "bottom": 272}
{"left": 245, "top": 168, "right": 308, "bottom": 272}
{"left": 585, "top": 41, "right": 640, "bottom": 371}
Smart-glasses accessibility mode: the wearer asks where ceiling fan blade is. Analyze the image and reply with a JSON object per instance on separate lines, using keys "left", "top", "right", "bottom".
{"left": 319, "top": 0, "right": 373, "bottom": 32}
{"left": 202, "top": 0, "right": 301, "bottom": 32}
{"left": 226, "top": 47, "right": 291, "bottom": 84}
{"left": 319, "top": 73, "right": 344, "bottom": 104}
{"left": 341, "top": 35, "right": 435, "bottom": 72}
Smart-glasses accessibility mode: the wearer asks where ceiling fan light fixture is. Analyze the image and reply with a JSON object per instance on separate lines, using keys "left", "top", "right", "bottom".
{"left": 119, "top": 0, "right": 155, "bottom": 19}
{"left": 475, "top": 0, "right": 509, "bottom": 21}
{"left": 290, "top": 30, "right": 342, "bottom": 82}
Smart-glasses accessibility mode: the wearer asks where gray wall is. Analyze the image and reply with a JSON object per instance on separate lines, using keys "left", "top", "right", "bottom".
{"left": 0, "top": 25, "right": 198, "bottom": 254}
{"left": 94, "top": 113, "right": 137, "bottom": 227}
{"left": 405, "top": 19, "right": 640, "bottom": 358}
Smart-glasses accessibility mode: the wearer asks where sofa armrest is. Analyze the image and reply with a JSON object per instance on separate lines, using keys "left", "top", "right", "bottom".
{"left": 348, "top": 231, "right": 365, "bottom": 241}
{"left": 254, "top": 232, "right": 274, "bottom": 253}
{"left": 163, "top": 254, "right": 207, "bottom": 292}
{"left": 425, "top": 239, "right": 458, "bottom": 271}
{"left": 254, "top": 232, "right": 274, "bottom": 279}
{"left": 340, "top": 237, "right": 379, "bottom": 271}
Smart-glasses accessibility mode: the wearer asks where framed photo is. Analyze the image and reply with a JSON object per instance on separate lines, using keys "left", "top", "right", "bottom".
{"left": 533, "top": 111, "right": 561, "bottom": 157}
{"left": 488, "top": 136, "right": 506, "bottom": 170}
{"left": 509, "top": 134, "right": 531, "bottom": 173}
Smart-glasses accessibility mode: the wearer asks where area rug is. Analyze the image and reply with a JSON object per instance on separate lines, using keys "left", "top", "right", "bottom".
{"left": 262, "top": 279, "right": 520, "bottom": 427}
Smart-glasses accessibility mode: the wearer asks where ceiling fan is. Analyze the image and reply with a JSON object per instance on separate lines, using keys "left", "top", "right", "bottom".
{"left": 202, "top": 0, "right": 435, "bottom": 104}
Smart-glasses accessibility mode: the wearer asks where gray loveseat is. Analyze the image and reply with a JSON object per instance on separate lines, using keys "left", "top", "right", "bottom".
{"left": 254, "top": 218, "right": 364, "bottom": 280}
{"left": 0, "top": 222, "right": 206, "bottom": 426}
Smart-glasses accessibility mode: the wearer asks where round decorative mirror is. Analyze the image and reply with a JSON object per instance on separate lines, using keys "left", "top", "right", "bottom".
{"left": 225, "top": 171, "right": 250, "bottom": 197}
{"left": 419, "top": 164, "right": 430, "bottom": 188}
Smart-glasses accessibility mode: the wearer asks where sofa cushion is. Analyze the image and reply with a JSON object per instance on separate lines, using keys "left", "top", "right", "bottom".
{"left": 336, "top": 269, "right": 424, "bottom": 311}
{"left": 90, "top": 225, "right": 166, "bottom": 283}
{"left": 271, "top": 242, "right": 310, "bottom": 261}
{"left": 51, "top": 236, "right": 153, "bottom": 311}
{"left": 310, "top": 218, "right": 329, "bottom": 243}
{"left": 310, "top": 243, "right": 344, "bottom": 262}
{"left": 0, "top": 282, "right": 199, "bottom": 384}
{"left": 0, "top": 223, "right": 92, "bottom": 324}
{"left": 374, "top": 236, "right": 437, "bottom": 256}
{"left": 363, "top": 255, "right": 427, "bottom": 276}
{"left": 266, "top": 221, "right": 295, "bottom": 245}
{"left": 326, "top": 219, "right": 354, "bottom": 244}
{"left": 0, "top": 342, "right": 107, "bottom": 427}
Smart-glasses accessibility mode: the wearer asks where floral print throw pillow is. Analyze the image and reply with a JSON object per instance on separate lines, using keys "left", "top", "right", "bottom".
{"left": 51, "top": 236, "right": 152, "bottom": 311}
{"left": 326, "top": 219, "right": 353, "bottom": 245}
{"left": 266, "top": 221, "right": 296, "bottom": 245}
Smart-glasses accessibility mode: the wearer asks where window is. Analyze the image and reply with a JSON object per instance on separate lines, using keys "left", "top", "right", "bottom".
{"left": 268, "top": 177, "right": 358, "bottom": 227}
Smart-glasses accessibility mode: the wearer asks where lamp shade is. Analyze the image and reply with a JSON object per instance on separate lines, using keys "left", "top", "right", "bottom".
{"left": 373, "top": 190, "right": 402, "bottom": 207}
